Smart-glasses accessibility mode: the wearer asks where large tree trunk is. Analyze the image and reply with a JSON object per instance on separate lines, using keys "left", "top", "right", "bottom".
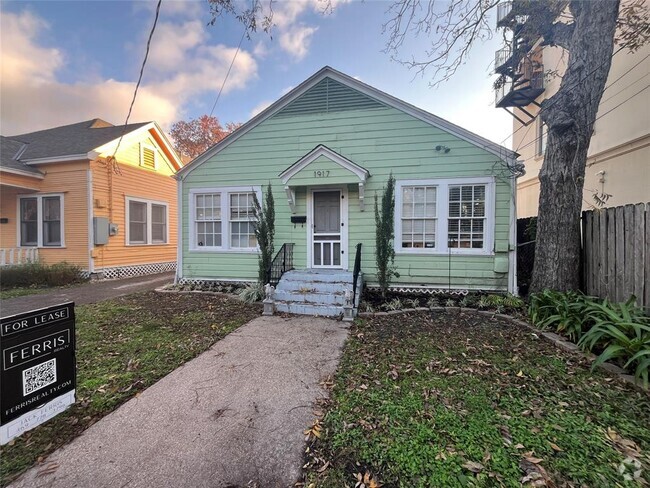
{"left": 530, "top": 0, "right": 620, "bottom": 293}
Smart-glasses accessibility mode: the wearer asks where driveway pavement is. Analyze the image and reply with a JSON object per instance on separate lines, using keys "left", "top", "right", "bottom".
{"left": 1, "top": 272, "right": 174, "bottom": 317}
{"left": 9, "top": 315, "right": 349, "bottom": 488}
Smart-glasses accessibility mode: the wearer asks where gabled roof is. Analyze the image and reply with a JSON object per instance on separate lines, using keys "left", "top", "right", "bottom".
{"left": 0, "top": 136, "right": 44, "bottom": 178}
{"left": 279, "top": 145, "right": 369, "bottom": 185}
{"left": 5, "top": 119, "right": 149, "bottom": 161}
{"left": 177, "top": 66, "right": 519, "bottom": 179}
{"left": 0, "top": 118, "right": 182, "bottom": 171}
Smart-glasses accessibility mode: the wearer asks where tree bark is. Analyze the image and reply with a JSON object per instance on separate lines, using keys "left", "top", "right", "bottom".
{"left": 530, "top": 0, "right": 620, "bottom": 293}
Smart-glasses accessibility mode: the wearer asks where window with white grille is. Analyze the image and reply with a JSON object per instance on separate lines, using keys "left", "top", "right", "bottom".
{"left": 395, "top": 178, "right": 494, "bottom": 254}
{"left": 190, "top": 187, "right": 261, "bottom": 252}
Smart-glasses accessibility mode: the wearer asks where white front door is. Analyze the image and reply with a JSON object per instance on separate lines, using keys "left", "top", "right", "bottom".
{"left": 310, "top": 189, "right": 347, "bottom": 268}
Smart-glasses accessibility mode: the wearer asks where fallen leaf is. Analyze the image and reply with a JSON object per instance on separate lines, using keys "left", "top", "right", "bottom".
{"left": 549, "top": 442, "right": 563, "bottom": 452}
{"left": 462, "top": 461, "right": 485, "bottom": 473}
{"left": 517, "top": 370, "right": 524, "bottom": 377}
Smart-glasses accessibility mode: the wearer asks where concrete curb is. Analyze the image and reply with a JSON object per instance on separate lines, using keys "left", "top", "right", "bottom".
{"left": 358, "top": 307, "right": 646, "bottom": 392}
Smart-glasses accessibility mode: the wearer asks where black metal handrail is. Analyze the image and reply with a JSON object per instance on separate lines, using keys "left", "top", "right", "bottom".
{"left": 267, "top": 243, "right": 294, "bottom": 287}
{"left": 352, "top": 243, "right": 362, "bottom": 301}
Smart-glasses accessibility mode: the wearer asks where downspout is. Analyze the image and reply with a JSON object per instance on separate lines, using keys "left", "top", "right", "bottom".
{"left": 508, "top": 163, "right": 521, "bottom": 295}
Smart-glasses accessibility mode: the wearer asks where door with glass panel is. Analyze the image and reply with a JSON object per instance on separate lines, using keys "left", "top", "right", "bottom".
{"left": 312, "top": 190, "right": 342, "bottom": 268}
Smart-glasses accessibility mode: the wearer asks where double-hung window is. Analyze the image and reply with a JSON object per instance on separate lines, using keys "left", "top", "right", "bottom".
{"left": 190, "top": 187, "right": 261, "bottom": 251}
{"left": 396, "top": 178, "right": 494, "bottom": 254}
{"left": 126, "top": 197, "right": 168, "bottom": 245}
{"left": 447, "top": 184, "right": 486, "bottom": 249}
{"left": 19, "top": 194, "right": 64, "bottom": 247}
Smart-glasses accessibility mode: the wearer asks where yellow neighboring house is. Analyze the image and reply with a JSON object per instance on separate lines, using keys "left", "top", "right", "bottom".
{"left": 493, "top": 0, "right": 650, "bottom": 217}
{"left": 0, "top": 118, "right": 183, "bottom": 278}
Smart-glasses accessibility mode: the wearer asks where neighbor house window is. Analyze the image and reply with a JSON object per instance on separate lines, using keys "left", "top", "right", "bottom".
{"left": 126, "top": 197, "right": 168, "bottom": 245}
{"left": 19, "top": 194, "right": 63, "bottom": 247}
{"left": 190, "top": 187, "right": 261, "bottom": 251}
{"left": 395, "top": 178, "right": 493, "bottom": 254}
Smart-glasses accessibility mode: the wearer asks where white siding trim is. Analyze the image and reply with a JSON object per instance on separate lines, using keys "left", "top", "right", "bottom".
{"left": 394, "top": 176, "right": 495, "bottom": 256}
{"left": 176, "top": 177, "right": 183, "bottom": 283}
{"left": 279, "top": 145, "right": 369, "bottom": 185}
{"left": 87, "top": 169, "right": 94, "bottom": 273}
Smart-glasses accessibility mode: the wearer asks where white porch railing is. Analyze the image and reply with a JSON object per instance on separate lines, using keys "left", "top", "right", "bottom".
{"left": 0, "top": 248, "right": 39, "bottom": 267}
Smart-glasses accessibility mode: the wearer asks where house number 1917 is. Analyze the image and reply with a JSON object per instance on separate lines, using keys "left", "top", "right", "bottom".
{"left": 314, "top": 170, "right": 330, "bottom": 178}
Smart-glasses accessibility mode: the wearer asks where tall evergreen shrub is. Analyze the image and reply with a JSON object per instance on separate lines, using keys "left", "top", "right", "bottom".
{"left": 375, "top": 173, "right": 398, "bottom": 298}
{"left": 253, "top": 182, "right": 275, "bottom": 284}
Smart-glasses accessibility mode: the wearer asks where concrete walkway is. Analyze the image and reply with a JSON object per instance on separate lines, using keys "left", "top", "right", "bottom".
{"left": 1, "top": 272, "right": 174, "bottom": 317}
{"left": 10, "top": 315, "right": 349, "bottom": 488}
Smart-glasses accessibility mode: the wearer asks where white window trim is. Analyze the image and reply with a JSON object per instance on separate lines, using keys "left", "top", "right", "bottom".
{"left": 125, "top": 196, "right": 169, "bottom": 246}
{"left": 139, "top": 142, "right": 158, "bottom": 170}
{"left": 189, "top": 186, "right": 262, "bottom": 253}
{"left": 394, "top": 177, "right": 495, "bottom": 256}
{"left": 16, "top": 193, "right": 66, "bottom": 248}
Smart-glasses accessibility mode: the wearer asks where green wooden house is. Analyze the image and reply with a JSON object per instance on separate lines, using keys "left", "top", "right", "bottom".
{"left": 175, "top": 67, "right": 520, "bottom": 316}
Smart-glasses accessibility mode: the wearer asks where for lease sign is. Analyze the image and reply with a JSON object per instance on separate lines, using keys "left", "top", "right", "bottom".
{"left": 0, "top": 303, "right": 76, "bottom": 445}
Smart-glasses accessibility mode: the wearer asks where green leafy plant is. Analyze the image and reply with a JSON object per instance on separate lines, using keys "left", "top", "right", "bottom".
{"left": 252, "top": 182, "right": 275, "bottom": 285}
{"left": 426, "top": 296, "right": 440, "bottom": 309}
{"left": 578, "top": 297, "right": 650, "bottom": 387}
{"left": 445, "top": 298, "right": 456, "bottom": 308}
{"left": 374, "top": 173, "right": 399, "bottom": 298}
{"left": 238, "top": 282, "right": 264, "bottom": 303}
{"left": 405, "top": 298, "right": 420, "bottom": 308}
{"left": 383, "top": 298, "right": 403, "bottom": 311}
{"left": 528, "top": 290, "right": 593, "bottom": 341}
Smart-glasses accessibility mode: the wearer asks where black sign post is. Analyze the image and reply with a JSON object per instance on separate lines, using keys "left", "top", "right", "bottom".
{"left": 1, "top": 302, "right": 76, "bottom": 445}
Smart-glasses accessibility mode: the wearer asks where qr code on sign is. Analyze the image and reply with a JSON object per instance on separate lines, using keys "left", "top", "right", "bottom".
{"left": 23, "top": 358, "right": 57, "bottom": 396}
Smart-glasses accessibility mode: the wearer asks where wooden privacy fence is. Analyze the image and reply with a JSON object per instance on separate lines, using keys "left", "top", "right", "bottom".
{"left": 582, "top": 202, "right": 649, "bottom": 310}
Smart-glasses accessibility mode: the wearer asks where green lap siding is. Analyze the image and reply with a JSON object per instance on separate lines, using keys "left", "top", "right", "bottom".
{"left": 180, "top": 103, "right": 514, "bottom": 291}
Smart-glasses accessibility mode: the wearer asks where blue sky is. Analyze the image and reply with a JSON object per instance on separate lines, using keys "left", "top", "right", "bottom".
{"left": 0, "top": 0, "right": 513, "bottom": 147}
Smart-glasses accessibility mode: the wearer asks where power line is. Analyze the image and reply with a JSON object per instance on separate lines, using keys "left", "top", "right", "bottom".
{"left": 209, "top": 27, "right": 247, "bottom": 118}
{"left": 514, "top": 83, "right": 649, "bottom": 154}
{"left": 111, "top": 0, "right": 162, "bottom": 161}
{"left": 499, "top": 46, "right": 626, "bottom": 149}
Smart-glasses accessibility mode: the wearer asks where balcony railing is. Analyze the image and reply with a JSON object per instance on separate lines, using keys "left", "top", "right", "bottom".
{"left": 495, "top": 69, "right": 545, "bottom": 107}
{"left": 496, "top": 1, "right": 512, "bottom": 25}
{"left": 0, "top": 248, "right": 39, "bottom": 267}
{"left": 495, "top": 46, "right": 512, "bottom": 71}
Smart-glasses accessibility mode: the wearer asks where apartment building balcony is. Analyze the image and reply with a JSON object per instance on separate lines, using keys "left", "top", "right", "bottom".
{"left": 495, "top": 70, "right": 545, "bottom": 108}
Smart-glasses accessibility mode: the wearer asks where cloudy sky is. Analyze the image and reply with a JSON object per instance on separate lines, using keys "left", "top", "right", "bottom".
{"left": 0, "top": 0, "right": 513, "bottom": 147}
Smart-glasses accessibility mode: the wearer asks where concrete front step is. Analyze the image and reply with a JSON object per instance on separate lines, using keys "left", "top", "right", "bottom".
{"left": 281, "top": 269, "right": 354, "bottom": 284}
{"left": 274, "top": 269, "right": 355, "bottom": 317}
{"left": 274, "top": 290, "right": 346, "bottom": 306}
{"left": 274, "top": 301, "right": 342, "bottom": 317}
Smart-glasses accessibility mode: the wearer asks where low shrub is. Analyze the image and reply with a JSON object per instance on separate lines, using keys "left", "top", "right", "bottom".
{"left": 529, "top": 291, "right": 650, "bottom": 387}
{"left": 0, "top": 261, "right": 87, "bottom": 290}
{"left": 237, "top": 282, "right": 264, "bottom": 304}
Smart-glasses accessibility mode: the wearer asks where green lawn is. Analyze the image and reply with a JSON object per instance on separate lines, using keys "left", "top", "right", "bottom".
{"left": 0, "top": 287, "right": 49, "bottom": 300}
{"left": 0, "top": 291, "right": 261, "bottom": 486}
{"left": 305, "top": 311, "right": 650, "bottom": 487}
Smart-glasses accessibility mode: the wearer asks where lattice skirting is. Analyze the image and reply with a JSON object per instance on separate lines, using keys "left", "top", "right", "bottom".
{"left": 366, "top": 285, "right": 471, "bottom": 296}
{"left": 96, "top": 262, "right": 176, "bottom": 280}
{"left": 177, "top": 278, "right": 252, "bottom": 289}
